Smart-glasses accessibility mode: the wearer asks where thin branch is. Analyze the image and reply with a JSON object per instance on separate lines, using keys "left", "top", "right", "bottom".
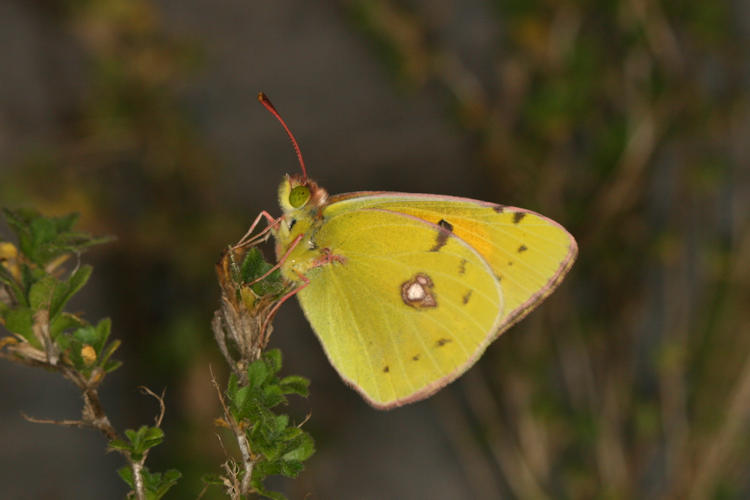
{"left": 139, "top": 386, "right": 167, "bottom": 428}
{"left": 210, "top": 366, "right": 256, "bottom": 496}
{"left": 236, "top": 426, "right": 255, "bottom": 495}
{"left": 21, "top": 412, "right": 90, "bottom": 429}
{"left": 212, "top": 312, "right": 236, "bottom": 374}
{"left": 33, "top": 309, "right": 59, "bottom": 366}
{"left": 0, "top": 348, "right": 56, "bottom": 369}
{"left": 213, "top": 433, "right": 241, "bottom": 500}
{"left": 81, "top": 387, "right": 118, "bottom": 441}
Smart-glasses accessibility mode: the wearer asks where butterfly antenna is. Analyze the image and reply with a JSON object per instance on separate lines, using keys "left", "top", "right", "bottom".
{"left": 258, "top": 92, "right": 308, "bottom": 179}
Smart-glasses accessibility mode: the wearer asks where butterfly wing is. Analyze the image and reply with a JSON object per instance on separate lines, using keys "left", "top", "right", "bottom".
{"left": 297, "top": 208, "right": 503, "bottom": 409}
{"left": 324, "top": 192, "right": 577, "bottom": 337}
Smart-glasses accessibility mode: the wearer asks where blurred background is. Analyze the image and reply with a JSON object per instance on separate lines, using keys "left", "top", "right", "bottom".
{"left": 1, "top": 0, "right": 748, "bottom": 498}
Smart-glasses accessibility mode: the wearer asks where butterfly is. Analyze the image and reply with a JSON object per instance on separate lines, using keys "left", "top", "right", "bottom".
{"left": 246, "top": 93, "right": 577, "bottom": 410}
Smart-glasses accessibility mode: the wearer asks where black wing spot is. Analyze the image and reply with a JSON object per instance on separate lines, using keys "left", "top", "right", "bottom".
{"left": 518, "top": 244, "right": 528, "bottom": 253}
{"left": 412, "top": 354, "right": 420, "bottom": 361}
{"left": 438, "top": 219, "right": 453, "bottom": 232}
{"left": 462, "top": 290, "right": 472, "bottom": 305}
{"left": 458, "top": 259, "right": 467, "bottom": 275}
{"left": 493, "top": 205, "right": 505, "bottom": 213}
{"left": 430, "top": 219, "right": 454, "bottom": 252}
{"left": 436, "top": 338, "right": 452, "bottom": 347}
{"left": 513, "top": 212, "right": 526, "bottom": 224}
{"left": 383, "top": 365, "right": 390, "bottom": 373}
{"left": 507, "top": 261, "right": 514, "bottom": 266}
{"left": 288, "top": 219, "right": 297, "bottom": 231}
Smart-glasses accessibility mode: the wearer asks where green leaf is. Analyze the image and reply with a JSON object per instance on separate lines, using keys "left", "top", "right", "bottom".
{"left": 19, "top": 264, "right": 37, "bottom": 302}
{"left": 121, "top": 426, "right": 165, "bottom": 459}
{"left": 264, "top": 349, "right": 282, "bottom": 375}
{"left": 117, "top": 465, "right": 134, "bottom": 489}
{"left": 94, "top": 317, "right": 112, "bottom": 352}
{"left": 2, "top": 209, "right": 34, "bottom": 256}
{"left": 116, "top": 466, "right": 181, "bottom": 500}
{"left": 261, "top": 384, "right": 286, "bottom": 409}
{"left": 28, "top": 275, "right": 56, "bottom": 310}
{"left": 0, "top": 265, "right": 25, "bottom": 305}
{"left": 282, "top": 432, "right": 315, "bottom": 462}
{"left": 29, "top": 216, "right": 61, "bottom": 259}
{"left": 103, "top": 359, "right": 123, "bottom": 373}
{"left": 238, "top": 247, "right": 265, "bottom": 283}
{"left": 231, "top": 385, "right": 251, "bottom": 414}
{"left": 150, "top": 468, "right": 182, "bottom": 499}
{"left": 279, "top": 375, "right": 310, "bottom": 397}
{"left": 99, "top": 337, "right": 120, "bottom": 367}
{"left": 279, "top": 426, "right": 302, "bottom": 442}
{"left": 4, "top": 307, "right": 36, "bottom": 344}
{"left": 133, "top": 426, "right": 165, "bottom": 455}
{"left": 272, "top": 414, "right": 289, "bottom": 434}
{"left": 247, "top": 357, "right": 270, "bottom": 390}
{"left": 73, "top": 325, "right": 98, "bottom": 346}
{"left": 140, "top": 427, "right": 165, "bottom": 448}
{"left": 71, "top": 318, "right": 111, "bottom": 353}
{"left": 50, "top": 265, "right": 92, "bottom": 318}
{"left": 227, "top": 372, "right": 239, "bottom": 395}
{"left": 278, "top": 459, "right": 304, "bottom": 478}
{"left": 109, "top": 439, "right": 132, "bottom": 453}
{"left": 2, "top": 209, "right": 112, "bottom": 266}
{"left": 239, "top": 248, "right": 286, "bottom": 296}
{"left": 125, "top": 428, "right": 138, "bottom": 444}
{"left": 49, "top": 312, "right": 86, "bottom": 339}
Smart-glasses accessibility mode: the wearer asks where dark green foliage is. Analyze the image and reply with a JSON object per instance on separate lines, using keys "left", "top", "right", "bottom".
{"left": 110, "top": 426, "right": 166, "bottom": 461}
{"left": 117, "top": 465, "right": 182, "bottom": 500}
{"left": 225, "top": 349, "right": 314, "bottom": 500}
{"left": 1, "top": 209, "right": 179, "bottom": 499}
{"left": 2, "top": 208, "right": 112, "bottom": 268}
{"left": 0, "top": 209, "right": 120, "bottom": 374}
{"left": 56, "top": 319, "right": 123, "bottom": 376}
{"left": 237, "top": 247, "right": 286, "bottom": 297}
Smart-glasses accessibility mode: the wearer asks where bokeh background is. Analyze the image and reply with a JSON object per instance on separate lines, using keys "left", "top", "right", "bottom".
{"left": 1, "top": 0, "right": 749, "bottom": 498}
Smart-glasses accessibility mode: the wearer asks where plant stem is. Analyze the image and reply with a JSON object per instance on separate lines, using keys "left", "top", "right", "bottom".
{"left": 131, "top": 461, "right": 146, "bottom": 500}
{"left": 237, "top": 429, "right": 255, "bottom": 494}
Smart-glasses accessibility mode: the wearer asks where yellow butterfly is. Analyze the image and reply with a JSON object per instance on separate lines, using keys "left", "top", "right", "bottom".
{"left": 248, "top": 93, "right": 577, "bottom": 409}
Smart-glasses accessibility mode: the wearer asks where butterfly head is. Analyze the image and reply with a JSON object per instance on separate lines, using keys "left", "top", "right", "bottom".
{"left": 275, "top": 174, "right": 328, "bottom": 261}
{"left": 278, "top": 174, "right": 328, "bottom": 216}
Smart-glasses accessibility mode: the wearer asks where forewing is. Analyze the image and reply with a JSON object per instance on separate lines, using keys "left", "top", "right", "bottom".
{"left": 325, "top": 192, "right": 577, "bottom": 336}
{"left": 297, "top": 208, "right": 503, "bottom": 409}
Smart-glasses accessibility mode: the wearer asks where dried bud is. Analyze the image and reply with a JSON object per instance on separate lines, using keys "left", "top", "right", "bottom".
{"left": 81, "top": 344, "right": 97, "bottom": 365}
{"left": 0, "top": 242, "right": 20, "bottom": 281}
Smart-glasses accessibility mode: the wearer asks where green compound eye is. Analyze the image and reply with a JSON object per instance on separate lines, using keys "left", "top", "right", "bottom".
{"left": 289, "top": 185, "right": 311, "bottom": 208}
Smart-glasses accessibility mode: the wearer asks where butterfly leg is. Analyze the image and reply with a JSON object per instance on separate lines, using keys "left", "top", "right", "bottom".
{"left": 246, "top": 233, "right": 304, "bottom": 288}
{"left": 310, "top": 248, "right": 346, "bottom": 268}
{"left": 260, "top": 271, "right": 310, "bottom": 345}
{"left": 234, "top": 210, "right": 279, "bottom": 249}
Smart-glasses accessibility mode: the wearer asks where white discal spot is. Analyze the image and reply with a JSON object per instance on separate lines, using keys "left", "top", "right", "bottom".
{"left": 401, "top": 273, "right": 437, "bottom": 308}
{"left": 406, "top": 282, "right": 425, "bottom": 301}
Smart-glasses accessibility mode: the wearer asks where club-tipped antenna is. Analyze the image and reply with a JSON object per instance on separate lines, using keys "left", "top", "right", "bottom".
{"left": 258, "top": 92, "right": 308, "bottom": 179}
